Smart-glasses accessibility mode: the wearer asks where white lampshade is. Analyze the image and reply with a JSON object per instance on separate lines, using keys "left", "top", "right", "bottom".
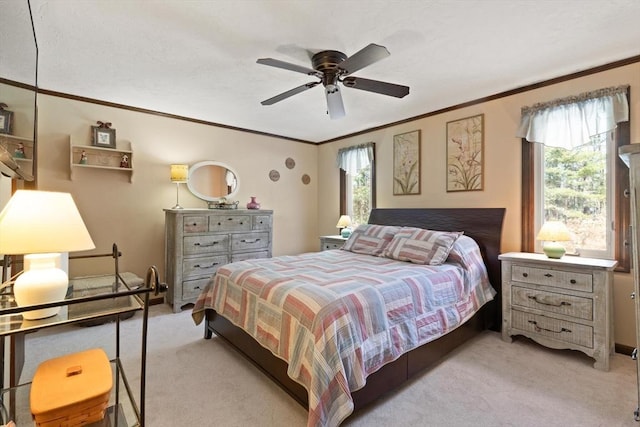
{"left": 336, "top": 215, "right": 352, "bottom": 229}
{"left": 536, "top": 221, "right": 571, "bottom": 259}
{"left": 0, "top": 190, "right": 95, "bottom": 319}
{"left": 170, "top": 164, "right": 189, "bottom": 183}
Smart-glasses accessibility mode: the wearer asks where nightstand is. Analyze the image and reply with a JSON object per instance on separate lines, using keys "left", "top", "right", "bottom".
{"left": 319, "top": 235, "right": 348, "bottom": 251}
{"left": 499, "top": 252, "right": 617, "bottom": 371}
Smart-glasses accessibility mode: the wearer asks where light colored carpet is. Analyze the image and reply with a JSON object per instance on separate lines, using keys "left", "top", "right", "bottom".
{"left": 21, "top": 304, "right": 637, "bottom": 426}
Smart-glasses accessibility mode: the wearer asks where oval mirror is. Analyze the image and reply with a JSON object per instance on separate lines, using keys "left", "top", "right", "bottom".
{"left": 187, "top": 161, "right": 239, "bottom": 203}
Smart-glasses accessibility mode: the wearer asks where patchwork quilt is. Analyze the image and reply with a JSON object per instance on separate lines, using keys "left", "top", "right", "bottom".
{"left": 192, "top": 239, "right": 495, "bottom": 427}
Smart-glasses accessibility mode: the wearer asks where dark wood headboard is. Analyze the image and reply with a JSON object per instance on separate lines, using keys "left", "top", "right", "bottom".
{"left": 367, "top": 208, "right": 506, "bottom": 329}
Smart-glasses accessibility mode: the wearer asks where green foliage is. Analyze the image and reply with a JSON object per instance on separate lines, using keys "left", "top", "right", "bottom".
{"left": 351, "top": 165, "right": 371, "bottom": 226}
{"left": 544, "top": 135, "right": 607, "bottom": 251}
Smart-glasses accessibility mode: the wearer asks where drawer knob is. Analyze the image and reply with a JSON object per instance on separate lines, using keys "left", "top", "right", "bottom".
{"left": 528, "top": 320, "right": 571, "bottom": 334}
{"left": 631, "top": 292, "right": 636, "bottom": 300}
{"left": 522, "top": 273, "right": 528, "bottom": 278}
{"left": 527, "top": 295, "right": 571, "bottom": 307}
{"left": 570, "top": 279, "right": 576, "bottom": 284}
{"left": 544, "top": 273, "right": 553, "bottom": 278}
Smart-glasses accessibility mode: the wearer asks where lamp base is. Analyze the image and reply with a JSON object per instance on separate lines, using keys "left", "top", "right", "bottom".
{"left": 14, "top": 253, "right": 68, "bottom": 320}
{"left": 542, "top": 242, "right": 566, "bottom": 259}
{"left": 341, "top": 227, "right": 352, "bottom": 238}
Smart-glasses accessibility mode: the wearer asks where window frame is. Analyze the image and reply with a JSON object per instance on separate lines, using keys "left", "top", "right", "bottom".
{"left": 340, "top": 144, "right": 377, "bottom": 222}
{"left": 521, "top": 116, "right": 630, "bottom": 272}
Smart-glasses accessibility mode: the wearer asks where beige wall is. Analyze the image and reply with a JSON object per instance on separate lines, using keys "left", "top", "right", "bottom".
{"left": 35, "top": 95, "right": 318, "bottom": 279}
{"left": 318, "top": 62, "right": 640, "bottom": 347}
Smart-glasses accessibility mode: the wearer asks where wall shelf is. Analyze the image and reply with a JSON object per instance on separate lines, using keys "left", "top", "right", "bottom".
{"left": 0, "top": 134, "right": 34, "bottom": 177}
{"left": 70, "top": 140, "right": 134, "bottom": 182}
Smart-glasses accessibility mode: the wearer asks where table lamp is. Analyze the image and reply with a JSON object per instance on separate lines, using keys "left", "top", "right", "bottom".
{"left": 170, "top": 164, "right": 189, "bottom": 209}
{"left": 536, "top": 221, "right": 571, "bottom": 259}
{"left": 336, "top": 215, "right": 352, "bottom": 238}
{"left": 0, "top": 190, "right": 95, "bottom": 319}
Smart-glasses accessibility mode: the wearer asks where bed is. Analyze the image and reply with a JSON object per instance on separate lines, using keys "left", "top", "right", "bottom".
{"left": 192, "top": 207, "right": 505, "bottom": 426}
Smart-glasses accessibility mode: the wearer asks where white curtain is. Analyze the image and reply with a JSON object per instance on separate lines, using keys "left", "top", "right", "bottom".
{"left": 336, "top": 142, "right": 374, "bottom": 175}
{"left": 516, "top": 85, "right": 629, "bottom": 149}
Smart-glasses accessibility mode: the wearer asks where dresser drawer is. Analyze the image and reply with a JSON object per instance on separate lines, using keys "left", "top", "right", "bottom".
{"left": 209, "top": 215, "right": 251, "bottom": 232}
{"left": 511, "top": 309, "right": 593, "bottom": 348}
{"left": 231, "top": 232, "right": 270, "bottom": 252}
{"left": 183, "top": 234, "right": 229, "bottom": 255}
{"left": 512, "top": 286, "right": 593, "bottom": 321}
{"left": 183, "top": 216, "right": 208, "bottom": 233}
{"left": 511, "top": 265, "right": 593, "bottom": 293}
{"left": 231, "top": 251, "right": 269, "bottom": 262}
{"left": 183, "top": 255, "right": 229, "bottom": 280}
{"left": 182, "top": 278, "right": 210, "bottom": 301}
{"left": 253, "top": 215, "right": 272, "bottom": 231}
{"left": 323, "top": 241, "right": 344, "bottom": 250}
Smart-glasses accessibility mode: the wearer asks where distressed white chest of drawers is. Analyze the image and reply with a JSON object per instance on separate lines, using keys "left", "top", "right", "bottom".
{"left": 499, "top": 252, "right": 617, "bottom": 371}
{"left": 164, "top": 209, "right": 273, "bottom": 312}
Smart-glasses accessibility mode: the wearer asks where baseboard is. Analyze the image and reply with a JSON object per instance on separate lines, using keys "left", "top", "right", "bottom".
{"left": 149, "top": 293, "right": 165, "bottom": 306}
{"left": 616, "top": 343, "right": 634, "bottom": 356}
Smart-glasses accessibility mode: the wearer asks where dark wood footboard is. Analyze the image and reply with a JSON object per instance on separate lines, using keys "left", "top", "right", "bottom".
{"left": 206, "top": 308, "right": 485, "bottom": 411}
{"left": 203, "top": 207, "right": 505, "bottom": 416}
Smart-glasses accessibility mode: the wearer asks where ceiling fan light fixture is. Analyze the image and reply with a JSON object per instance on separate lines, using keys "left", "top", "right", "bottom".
{"left": 325, "top": 85, "right": 345, "bottom": 120}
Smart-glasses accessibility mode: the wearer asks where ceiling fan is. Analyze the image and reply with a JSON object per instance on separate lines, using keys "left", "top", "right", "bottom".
{"left": 257, "top": 43, "right": 410, "bottom": 119}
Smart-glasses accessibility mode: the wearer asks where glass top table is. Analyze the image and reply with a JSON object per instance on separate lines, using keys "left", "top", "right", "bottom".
{"left": 0, "top": 287, "right": 145, "bottom": 337}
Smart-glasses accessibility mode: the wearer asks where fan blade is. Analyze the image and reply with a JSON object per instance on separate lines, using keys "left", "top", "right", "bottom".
{"left": 260, "top": 81, "right": 320, "bottom": 105}
{"left": 325, "top": 84, "right": 345, "bottom": 120}
{"left": 342, "top": 76, "right": 409, "bottom": 98}
{"left": 339, "top": 44, "right": 390, "bottom": 76}
{"left": 257, "top": 58, "right": 319, "bottom": 76}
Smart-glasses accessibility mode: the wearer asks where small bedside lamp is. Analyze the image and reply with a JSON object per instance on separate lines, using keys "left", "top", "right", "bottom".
{"left": 170, "top": 164, "right": 189, "bottom": 209}
{"left": 336, "top": 215, "right": 352, "bottom": 238}
{"left": 536, "top": 221, "right": 571, "bottom": 259}
{"left": 0, "top": 190, "right": 95, "bottom": 319}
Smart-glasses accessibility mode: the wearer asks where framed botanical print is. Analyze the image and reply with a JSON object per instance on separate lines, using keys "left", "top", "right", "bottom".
{"left": 446, "top": 114, "right": 484, "bottom": 192}
{"left": 393, "top": 130, "right": 421, "bottom": 195}
{"left": 91, "top": 126, "right": 116, "bottom": 149}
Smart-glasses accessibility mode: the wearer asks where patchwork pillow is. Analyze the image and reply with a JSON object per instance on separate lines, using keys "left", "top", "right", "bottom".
{"left": 383, "top": 227, "right": 462, "bottom": 265}
{"left": 341, "top": 224, "right": 400, "bottom": 256}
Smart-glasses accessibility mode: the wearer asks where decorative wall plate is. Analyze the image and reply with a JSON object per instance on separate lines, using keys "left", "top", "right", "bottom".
{"left": 302, "top": 174, "right": 311, "bottom": 185}
{"left": 269, "top": 169, "right": 280, "bottom": 182}
{"left": 285, "top": 157, "right": 295, "bottom": 169}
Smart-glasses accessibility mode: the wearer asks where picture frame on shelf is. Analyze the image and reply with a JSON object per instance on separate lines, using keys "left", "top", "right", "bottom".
{"left": 446, "top": 114, "right": 484, "bottom": 192}
{"left": 0, "top": 109, "right": 13, "bottom": 135}
{"left": 91, "top": 126, "right": 116, "bottom": 149}
{"left": 393, "top": 129, "right": 421, "bottom": 195}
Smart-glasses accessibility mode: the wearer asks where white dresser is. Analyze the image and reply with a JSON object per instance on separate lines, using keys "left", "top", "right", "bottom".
{"left": 500, "top": 252, "right": 616, "bottom": 371}
{"left": 164, "top": 208, "right": 273, "bottom": 312}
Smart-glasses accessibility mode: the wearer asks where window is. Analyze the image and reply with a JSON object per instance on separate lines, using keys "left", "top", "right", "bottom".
{"left": 519, "top": 86, "right": 630, "bottom": 271}
{"left": 535, "top": 132, "right": 614, "bottom": 258}
{"left": 338, "top": 143, "right": 376, "bottom": 227}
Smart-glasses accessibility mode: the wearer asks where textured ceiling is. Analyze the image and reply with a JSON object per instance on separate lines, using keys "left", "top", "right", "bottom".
{"left": 3, "top": 0, "right": 640, "bottom": 143}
